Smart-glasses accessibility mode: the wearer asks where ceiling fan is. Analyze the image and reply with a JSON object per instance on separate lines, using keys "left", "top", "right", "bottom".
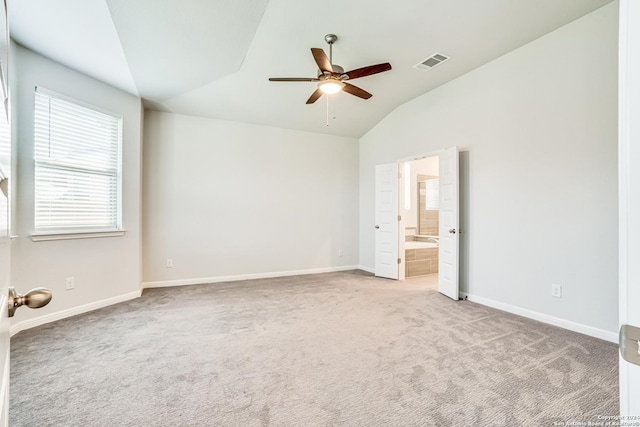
{"left": 268, "top": 34, "right": 392, "bottom": 104}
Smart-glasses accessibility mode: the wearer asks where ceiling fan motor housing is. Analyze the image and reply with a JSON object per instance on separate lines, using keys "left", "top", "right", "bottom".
{"left": 317, "top": 64, "right": 345, "bottom": 78}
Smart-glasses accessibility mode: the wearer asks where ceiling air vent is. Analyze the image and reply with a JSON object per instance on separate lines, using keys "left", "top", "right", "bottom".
{"left": 413, "top": 53, "right": 449, "bottom": 71}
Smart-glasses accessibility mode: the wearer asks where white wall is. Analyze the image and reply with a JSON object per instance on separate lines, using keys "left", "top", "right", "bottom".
{"left": 10, "top": 44, "right": 143, "bottom": 326}
{"left": 143, "top": 111, "right": 359, "bottom": 285}
{"left": 360, "top": 3, "right": 619, "bottom": 334}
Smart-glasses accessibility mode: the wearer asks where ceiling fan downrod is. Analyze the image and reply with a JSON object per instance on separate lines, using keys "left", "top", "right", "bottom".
{"left": 324, "top": 34, "right": 337, "bottom": 66}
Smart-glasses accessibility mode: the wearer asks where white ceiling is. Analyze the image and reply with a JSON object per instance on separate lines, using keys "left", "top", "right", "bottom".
{"left": 9, "top": 0, "right": 613, "bottom": 138}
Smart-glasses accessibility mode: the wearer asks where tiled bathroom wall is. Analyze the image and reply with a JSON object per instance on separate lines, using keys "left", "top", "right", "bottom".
{"left": 405, "top": 247, "right": 439, "bottom": 277}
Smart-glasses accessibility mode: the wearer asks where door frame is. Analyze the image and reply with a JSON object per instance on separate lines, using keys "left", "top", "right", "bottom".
{"left": 618, "top": 0, "right": 640, "bottom": 416}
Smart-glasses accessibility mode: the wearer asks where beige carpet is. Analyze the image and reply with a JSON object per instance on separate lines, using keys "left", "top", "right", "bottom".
{"left": 10, "top": 270, "right": 618, "bottom": 426}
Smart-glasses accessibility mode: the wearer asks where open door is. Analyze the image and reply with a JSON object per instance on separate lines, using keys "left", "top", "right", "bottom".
{"left": 0, "top": 114, "right": 9, "bottom": 427}
{"left": 375, "top": 163, "right": 399, "bottom": 279}
{"left": 619, "top": 0, "right": 640, "bottom": 416}
{"left": 438, "top": 146, "right": 459, "bottom": 300}
{"left": 0, "top": 1, "right": 9, "bottom": 423}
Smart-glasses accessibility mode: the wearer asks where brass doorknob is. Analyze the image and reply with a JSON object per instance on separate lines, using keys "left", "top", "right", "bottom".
{"left": 8, "top": 286, "right": 52, "bottom": 317}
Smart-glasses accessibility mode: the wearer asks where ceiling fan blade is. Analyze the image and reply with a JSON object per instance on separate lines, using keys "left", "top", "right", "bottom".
{"left": 269, "top": 77, "right": 319, "bottom": 82}
{"left": 306, "top": 88, "right": 323, "bottom": 104}
{"left": 342, "top": 82, "right": 372, "bottom": 100}
{"left": 311, "top": 48, "right": 333, "bottom": 73}
{"left": 343, "top": 63, "right": 392, "bottom": 80}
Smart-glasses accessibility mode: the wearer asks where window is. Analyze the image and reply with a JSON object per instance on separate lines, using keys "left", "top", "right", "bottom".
{"left": 33, "top": 87, "right": 122, "bottom": 236}
{"left": 425, "top": 178, "right": 439, "bottom": 211}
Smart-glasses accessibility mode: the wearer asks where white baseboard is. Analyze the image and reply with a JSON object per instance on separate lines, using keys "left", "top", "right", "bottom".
{"left": 10, "top": 290, "right": 142, "bottom": 337}
{"left": 142, "top": 265, "right": 361, "bottom": 289}
{"left": 8, "top": 274, "right": 616, "bottom": 345}
{"left": 461, "top": 292, "right": 618, "bottom": 344}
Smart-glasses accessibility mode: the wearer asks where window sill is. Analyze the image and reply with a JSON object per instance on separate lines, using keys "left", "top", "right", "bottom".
{"left": 30, "top": 229, "right": 126, "bottom": 242}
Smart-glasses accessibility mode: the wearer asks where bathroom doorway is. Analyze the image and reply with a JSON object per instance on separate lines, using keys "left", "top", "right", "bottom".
{"left": 374, "top": 147, "right": 458, "bottom": 298}
{"left": 401, "top": 155, "right": 440, "bottom": 288}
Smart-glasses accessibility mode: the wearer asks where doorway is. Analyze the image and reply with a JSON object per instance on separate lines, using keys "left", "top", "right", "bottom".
{"left": 374, "top": 146, "right": 459, "bottom": 299}
{"left": 402, "top": 156, "right": 440, "bottom": 288}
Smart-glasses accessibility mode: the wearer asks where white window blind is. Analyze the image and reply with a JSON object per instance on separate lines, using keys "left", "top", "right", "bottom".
{"left": 34, "top": 88, "right": 122, "bottom": 233}
{"left": 425, "top": 178, "right": 439, "bottom": 210}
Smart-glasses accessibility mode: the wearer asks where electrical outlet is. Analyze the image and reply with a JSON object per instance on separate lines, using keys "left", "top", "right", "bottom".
{"left": 166, "top": 258, "right": 173, "bottom": 268}
{"left": 65, "top": 277, "right": 75, "bottom": 290}
{"left": 551, "top": 284, "right": 562, "bottom": 298}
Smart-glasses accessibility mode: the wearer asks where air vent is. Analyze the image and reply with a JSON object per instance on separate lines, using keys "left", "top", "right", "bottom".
{"left": 413, "top": 53, "right": 450, "bottom": 71}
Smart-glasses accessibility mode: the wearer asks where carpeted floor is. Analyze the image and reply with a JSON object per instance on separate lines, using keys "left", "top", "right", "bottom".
{"left": 9, "top": 270, "right": 618, "bottom": 426}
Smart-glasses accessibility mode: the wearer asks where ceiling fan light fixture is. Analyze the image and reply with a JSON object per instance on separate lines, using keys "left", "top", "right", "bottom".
{"left": 318, "top": 80, "right": 344, "bottom": 94}
{"left": 268, "top": 34, "right": 391, "bottom": 105}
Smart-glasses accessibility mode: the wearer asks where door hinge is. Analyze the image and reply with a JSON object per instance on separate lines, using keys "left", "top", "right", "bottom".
{"left": 397, "top": 258, "right": 401, "bottom": 264}
{"left": 397, "top": 215, "right": 401, "bottom": 221}
{"left": 620, "top": 324, "right": 640, "bottom": 367}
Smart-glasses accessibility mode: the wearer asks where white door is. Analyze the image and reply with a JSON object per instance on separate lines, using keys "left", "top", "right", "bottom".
{"left": 397, "top": 162, "right": 406, "bottom": 281}
{"left": 438, "top": 146, "right": 459, "bottom": 300}
{"left": 619, "top": 0, "right": 640, "bottom": 416}
{"left": 375, "top": 163, "right": 399, "bottom": 279}
{"left": 0, "top": 115, "right": 9, "bottom": 427}
{"left": 0, "top": 1, "right": 10, "bottom": 423}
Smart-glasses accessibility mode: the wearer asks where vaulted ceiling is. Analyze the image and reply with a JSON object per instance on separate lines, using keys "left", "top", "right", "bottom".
{"left": 9, "top": 0, "right": 613, "bottom": 138}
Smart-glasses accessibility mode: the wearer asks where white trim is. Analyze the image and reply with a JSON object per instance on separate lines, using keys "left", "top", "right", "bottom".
{"left": 9, "top": 290, "right": 141, "bottom": 337}
{"left": 460, "top": 292, "right": 618, "bottom": 344}
{"left": 0, "top": 353, "right": 7, "bottom": 427}
{"left": 30, "top": 230, "right": 126, "bottom": 242}
{"left": 33, "top": 88, "right": 123, "bottom": 234}
{"left": 142, "top": 265, "right": 361, "bottom": 289}
{"left": 618, "top": 0, "right": 640, "bottom": 417}
{"left": 396, "top": 148, "right": 445, "bottom": 163}
{"left": 35, "top": 85, "right": 122, "bottom": 119}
